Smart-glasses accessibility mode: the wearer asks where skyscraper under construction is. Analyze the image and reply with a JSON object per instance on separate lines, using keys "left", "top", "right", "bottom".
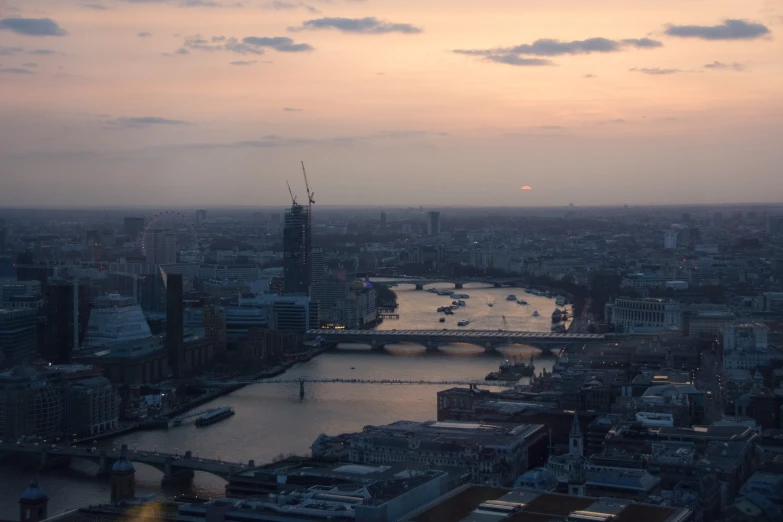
{"left": 283, "top": 203, "right": 311, "bottom": 294}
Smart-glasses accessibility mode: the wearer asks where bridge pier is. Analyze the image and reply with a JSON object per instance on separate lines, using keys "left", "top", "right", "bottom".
{"left": 493, "top": 282, "right": 502, "bottom": 288}
{"left": 299, "top": 379, "right": 305, "bottom": 399}
{"left": 370, "top": 340, "right": 385, "bottom": 350}
{"left": 163, "top": 457, "right": 194, "bottom": 486}
{"left": 97, "top": 450, "right": 112, "bottom": 477}
{"left": 454, "top": 283, "right": 463, "bottom": 289}
{"left": 415, "top": 284, "right": 424, "bottom": 290}
{"left": 425, "top": 341, "right": 439, "bottom": 352}
{"left": 484, "top": 342, "right": 498, "bottom": 353}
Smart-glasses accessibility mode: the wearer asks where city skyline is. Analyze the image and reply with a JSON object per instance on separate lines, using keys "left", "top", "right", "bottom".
{"left": 0, "top": 0, "right": 782, "bottom": 207}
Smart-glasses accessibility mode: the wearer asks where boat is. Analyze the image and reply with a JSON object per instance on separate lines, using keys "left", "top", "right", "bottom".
{"left": 437, "top": 306, "right": 447, "bottom": 312}
{"left": 551, "top": 323, "right": 567, "bottom": 333}
{"left": 427, "top": 288, "right": 438, "bottom": 294}
{"left": 457, "top": 320, "right": 469, "bottom": 326}
{"left": 532, "top": 311, "right": 540, "bottom": 317}
{"left": 552, "top": 309, "right": 563, "bottom": 323}
{"left": 555, "top": 295, "right": 566, "bottom": 306}
{"left": 444, "top": 308, "right": 454, "bottom": 315}
{"left": 173, "top": 419, "right": 183, "bottom": 427}
{"left": 517, "top": 299, "right": 528, "bottom": 305}
{"left": 439, "top": 317, "right": 446, "bottom": 323}
{"left": 437, "top": 290, "right": 452, "bottom": 296}
{"left": 485, "top": 355, "right": 535, "bottom": 381}
{"left": 351, "top": 367, "right": 356, "bottom": 370}
{"left": 453, "top": 293, "right": 470, "bottom": 299}
{"left": 195, "top": 406, "right": 235, "bottom": 427}
{"left": 457, "top": 300, "right": 467, "bottom": 307}
{"left": 452, "top": 300, "right": 460, "bottom": 306}
{"left": 524, "top": 289, "right": 534, "bottom": 294}
{"left": 507, "top": 294, "right": 517, "bottom": 301}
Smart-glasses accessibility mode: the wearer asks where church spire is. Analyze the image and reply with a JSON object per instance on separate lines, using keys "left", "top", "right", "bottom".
{"left": 569, "top": 414, "right": 583, "bottom": 457}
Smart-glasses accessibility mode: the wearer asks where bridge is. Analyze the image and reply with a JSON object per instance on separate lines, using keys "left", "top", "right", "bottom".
{"left": 307, "top": 329, "right": 604, "bottom": 352}
{"left": 200, "top": 377, "right": 515, "bottom": 397}
{"left": 369, "top": 277, "right": 520, "bottom": 290}
{"left": 171, "top": 406, "right": 228, "bottom": 425}
{"left": 0, "top": 441, "right": 252, "bottom": 484}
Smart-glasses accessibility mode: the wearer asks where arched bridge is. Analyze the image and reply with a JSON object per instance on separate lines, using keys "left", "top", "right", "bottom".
{"left": 369, "top": 277, "right": 520, "bottom": 290}
{"left": 307, "top": 329, "right": 604, "bottom": 352}
{"left": 0, "top": 441, "right": 251, "bottom": 485}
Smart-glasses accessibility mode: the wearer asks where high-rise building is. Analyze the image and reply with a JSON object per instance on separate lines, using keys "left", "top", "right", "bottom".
{"left": 166, "top": 274, "right": 184, "bottom": 378}
{"left": 0, "top": 366, "right": 62, "bottom": 439}
{"left": 769, "top": 215, "right": 783, "bottom": 235}
{"left": 123, "top": 217, "right": 145, "bottom": 242}
{"left": 283, "top": 204, "right": 311, "bottom": 294}
{"left": 664, "top": 229, "right": 678, "bottom": 249}
{"left": 43, "top": 281, "right": 91, "bottom": 364}
{"left": 310, "top": 281, "right": 377, "bottom": 329}
{"left": 427, "top": 211, "right": 441, "bottom": 236}
{"left": 145, "top": 229, "right": 177, "bottom": 264}
{"left": 0, "top": 308, "right": 37, "bottom": 366}
{"left": 311, "top": 248, "right": 325, "bottom": 285}
{"left": 195, "top": 209, "right": 207, "bottom": 226}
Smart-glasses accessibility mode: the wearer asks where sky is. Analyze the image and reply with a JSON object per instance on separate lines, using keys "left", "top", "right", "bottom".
{"left": 0, "top": 0, "right": 781, "bottom": 208}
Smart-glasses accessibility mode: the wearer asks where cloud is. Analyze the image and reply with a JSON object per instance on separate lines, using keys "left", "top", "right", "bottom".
{"left": 704, "top": 60, "right": 745, "bottom": 71}
{"left": 0, "top": 67, "right": 34, "bottom": 74}
{"left": 283, "top": 107, "right": 303, "bottom": 111}
{"left": 108, "top": 116, "right": 190, "bottom": 127}
{"left": 0, "top": 46, "right": 24, "bottom": 56}
{"left": 264, "top": 1, "right": 319, "bottom": 13}
{"left": 0, "top": 17, "right": 68, "bottom": 37}
{"left": 242, "top": 36, "right": 313, "bottom": 52}
{"left": 29, "top": 49, "right": 56, "bottom": 55}
{"left": 83, "top": 3, "right": 109, "bottom": 8}
{"left": 630, "top": 67, "right": 682, "bottom": 75}
{"left": 538, "top": 126, "right": 563, "bottom": 130}
{"left": 454, "top": 35, "right": 661, "bottom": 67}
{"left": 584, "top": 73, "right": 596, "bottom": 78}
{"left": 598, "top": 118, "right": 626, "bottom": 125}
{"left": 229, "top": 60, "right": 264, "bottom": 65}
{"left": 485, "top": 54, "right": 553, "bottom": 66}
{"left": 175, "top": 48, "right": 189, "bottom": 55}
{"left": 290, "top": 17, "right": 423, "bottom": 34}
{"left": 118, "top": 0, "right": 242, "bottom": 6}
{"left": 22, "top": 62, "right": 37, "bottom": 67}
{"left": 138, "top": 32, "right": 152, "bottom": 37}
{"left": 506, "top": 37, "right": 662, "bottom": 56}
{"left": 182, "top": 34, "right": 313, "bottom": 54}
{"left": 665, "top": 19, "right": 770, "bottom": 40}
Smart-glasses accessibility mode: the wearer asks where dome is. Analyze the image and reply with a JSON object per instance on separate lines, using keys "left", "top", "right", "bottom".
{"left": 20, "top": 479, "right": 48, "bottom": 502}
{"left": 112, "top": 458, "right": 135, "bottom": 472}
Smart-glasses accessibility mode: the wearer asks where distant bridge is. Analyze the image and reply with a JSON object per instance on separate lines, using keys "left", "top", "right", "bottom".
{"left": 0, "top": 441, "right": 251, "bottom": 484}
{"left": 369, "top": 277, "right": 521, "bottom": 290}
{"left": 172, "top": 406, "right": 228, "bottom": 424}
{"left": 307, "top": 329, "right": 604, "bottom": 352}
{"left": 198, "top": 378, "right": 515, "bottom": 398}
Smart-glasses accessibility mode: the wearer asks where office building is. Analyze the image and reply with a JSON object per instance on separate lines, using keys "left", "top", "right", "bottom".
{"left": 67, "top": 375, "right": 119, "bottom": 436}
{"left": 311, "top": 247, "right": 325, "bottom": 284}
{"left": 195, "top": 209, "right": 207, "bottom": 226}
{"left": 722, "top": 322, "right": 774, "bottom": 371}
{"left": 606, "top": 298, "right": 683, "bottom": 334}
{"left": 664, "top": 229, "right": 678, "bottom": 249}
{"left": 401, "top": 487, "right": 693, "bottom": 522}
{"left": 44, "top": 281, "right": 91, "bottom": 364}
{"left": 768, "top": 215, "right": 783, "bottom": 235}
{"left": 329, "top": 419, "right": 539, "bottom": 487}
{"left": 310, "top": 281, "right": 377, "bottom": 328}
{"left": 85, "top": 294, "right": 153, "bottom": 348}
{"left": 1, "top": 280, "right": 41, "bottom": 308}
{"left": 123, "top": 217, "right": 145, "bottom": 241}
{"left": 427, "top": 211, "right": 441, "bottom": 236}
{"left": 0, "top": 366, "right": 62, "bottom": 439}
{"left": 0, "top": 308, "right": 37, "bottom": 366}
{"left": 166, "top": 274, "right": 184, "bottom": 378}
{"left": 144, "top": 229, "right": 177, "bottom": 264}
{"left": 283, "top": 204, "right": 311, "bottom": 294}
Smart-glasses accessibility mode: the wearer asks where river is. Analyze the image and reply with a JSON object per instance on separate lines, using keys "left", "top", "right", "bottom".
{"left": 0, "top": 283, "right": 568, "bottom": 518}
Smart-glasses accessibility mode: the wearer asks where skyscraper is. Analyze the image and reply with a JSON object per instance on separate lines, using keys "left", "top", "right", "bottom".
{"left": 0, "top": 308, "right": 37, "bottom": 366}
{"left": 44, "top": 281, "right": 90, "bottom": 364}
{"left": 166, "top": 274, "right": 184, "bottom": 378}
{"left": 380, "top": 211, "right": 387, "bottom": 228}
{"left": 311, "top": 248, "right": 325, "bottom": 285}
{"left": 283, "top": 204, "right": 311, "bottom": 294}
{"left": 195, "top": 209, "right": 207, "bottom": 226}
{"left": 145, "top": 229, "right": 177, "bottom": 264}
{"left": 123, "top": 217, "right": 145, "bottom": 241}
{"left": 427, "top": 211, "right": 441, "bottom": 236}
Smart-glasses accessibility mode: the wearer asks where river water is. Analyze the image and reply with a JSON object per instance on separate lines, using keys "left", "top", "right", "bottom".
{"left": 0, "top": 284, "right": 567, "bottom": 518}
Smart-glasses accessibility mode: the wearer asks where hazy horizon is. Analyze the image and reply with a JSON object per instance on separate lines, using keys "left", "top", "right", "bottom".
{"left": 1, "top": 0, "right": 782, "bottom": 207}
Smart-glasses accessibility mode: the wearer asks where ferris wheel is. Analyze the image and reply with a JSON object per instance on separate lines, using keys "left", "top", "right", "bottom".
{"left": 141, "top": 210, "right": 202, "bottom": 257}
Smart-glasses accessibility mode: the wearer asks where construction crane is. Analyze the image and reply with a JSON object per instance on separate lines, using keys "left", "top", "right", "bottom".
{"left": 286, "top": 181, "right": 298, "bottom": 206}
{"left": 301, "top": 161, "right": 315, "bottom": 207}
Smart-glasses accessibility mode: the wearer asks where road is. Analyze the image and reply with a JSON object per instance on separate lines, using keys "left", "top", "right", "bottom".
{"left": 698, "top": 347, "right": 724, "bottom": 423}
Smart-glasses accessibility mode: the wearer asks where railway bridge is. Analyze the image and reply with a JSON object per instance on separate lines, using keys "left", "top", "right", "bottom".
{"left": 369, "top": 277, "right": 520, "bottom": 290}
{"left": 307, "top": 329, "right": 604, "bottom": 352}
{"left": 0, "top": 441, "right": 251, "bottom": 484}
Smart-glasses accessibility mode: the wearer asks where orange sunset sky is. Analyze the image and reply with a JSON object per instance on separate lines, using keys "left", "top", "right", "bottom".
{"left": 0, "top": 0, "right": 781, "bottom": 207}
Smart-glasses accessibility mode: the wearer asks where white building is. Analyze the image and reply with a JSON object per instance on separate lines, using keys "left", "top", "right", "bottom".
{"left": 722, "top": 322, "right": 774, "bottom": 370}
{"left": 607, "top": 298, "right": 682, "bottom": 333}
{"left": 664, "top": 230, "right": 678, "bottom": 249}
